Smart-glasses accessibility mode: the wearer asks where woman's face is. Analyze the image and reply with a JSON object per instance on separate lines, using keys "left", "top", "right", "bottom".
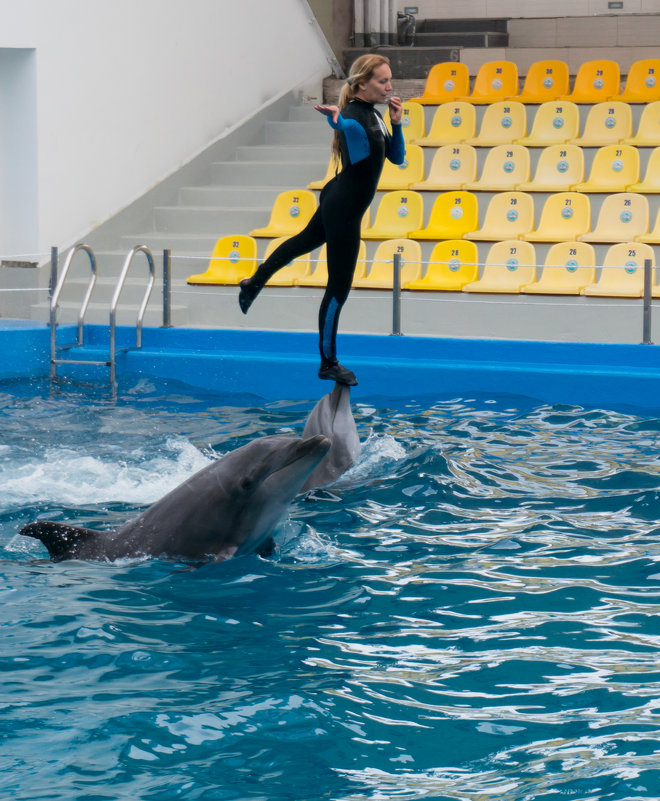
{"left": 356, "top": 63, "right": 393, "bottom": 104}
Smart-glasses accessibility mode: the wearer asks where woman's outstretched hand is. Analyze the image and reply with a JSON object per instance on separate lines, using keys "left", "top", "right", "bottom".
{"left": 314, "top": 104, "right": 340, "bottom": 125}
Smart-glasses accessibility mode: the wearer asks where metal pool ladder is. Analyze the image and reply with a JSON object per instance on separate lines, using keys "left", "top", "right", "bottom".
{"left": 50, "top": 244, "right": 156, "bottom": 385}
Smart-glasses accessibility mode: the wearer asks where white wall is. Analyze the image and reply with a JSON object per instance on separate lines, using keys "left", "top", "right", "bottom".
{"left": 408, "top": 0, "right": 660, "bottom": 17}
{"left": 0, "top": 0, "right": 331, "bottom": 255}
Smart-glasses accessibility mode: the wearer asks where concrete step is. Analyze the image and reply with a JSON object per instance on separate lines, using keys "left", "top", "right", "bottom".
{"left": 343, "top": 47, "right": 460, "bottom": 79}
{"left": 152, "top": 204, "right": 270, "bottom": 234}
{"left": 414, "top": 31, "right": 508, "bottom": 47}
{"left": 178, "top": 185, "right": 286, "bottom": 207}
{"left": 420, "top": 18, "right": 508, "bottom": 34}
{"left": 288, "top": 104, "right": 324, "bottom": 122}
{"left": 233, "top": 145, "right": 328, "bottom": 163}
{"left": 34, "top": 299, "right": 187, "bottom": 327}
{"left": 263, "top": 120, "right": 327, "bottom": 146}
{"left": 210, "top": 160, "right": 322, "bottom": 186}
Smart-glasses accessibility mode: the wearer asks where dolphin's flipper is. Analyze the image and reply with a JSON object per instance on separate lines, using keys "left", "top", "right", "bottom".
{"left": 301, "top": 382, "right": 361, "bottom": 492}
{"left": 20, "top": 521, "right": 104, "bottom": 562}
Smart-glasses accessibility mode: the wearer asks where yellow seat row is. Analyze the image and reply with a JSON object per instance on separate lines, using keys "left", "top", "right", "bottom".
{"left": 245, "top": 187, "right": 660, "bottom": 244}
{"left": 186, "top": 235, "right": 656, "bottom": 298}
{"left": 311, "top": 142, "right": 660, "bottom": 194}
{"left": 363, "top": 98, "right": 660, "bottom": 151}
{"left": 410, "top": 58, "right": 660, "bottom": 106}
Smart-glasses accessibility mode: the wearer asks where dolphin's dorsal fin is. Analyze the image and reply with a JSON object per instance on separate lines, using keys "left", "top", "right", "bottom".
{"left": 20, "top": 521, "right": 102, "bottom": 562}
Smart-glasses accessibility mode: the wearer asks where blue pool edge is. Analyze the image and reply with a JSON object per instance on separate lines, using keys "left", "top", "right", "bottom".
{"left": 3, "top": 321, "right": 660, "bottom": 410}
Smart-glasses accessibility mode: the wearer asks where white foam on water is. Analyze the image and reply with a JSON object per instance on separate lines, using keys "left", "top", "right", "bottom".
{"left": 336, "top": 432, "right": 407, "bottom": 485}
{"left": 0, "top": 436, "right": 212, "bottom": 509}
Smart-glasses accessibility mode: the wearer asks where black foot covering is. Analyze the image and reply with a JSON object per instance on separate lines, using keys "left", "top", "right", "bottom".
{"left": 318, "top": 359, "right": 358, "bottom": 386}
{"left": 238, "top": 278, "right": 262, "bottom": 314}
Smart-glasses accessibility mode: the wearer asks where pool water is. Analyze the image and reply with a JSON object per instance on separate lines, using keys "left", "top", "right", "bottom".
{"left": 1, "top": 376, "right": 660, "bottom": 800}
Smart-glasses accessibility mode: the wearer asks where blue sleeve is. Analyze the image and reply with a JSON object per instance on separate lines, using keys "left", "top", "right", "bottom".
{"left": 386, "top": 123, "right": 406, "bottom": 165}
{"left": 326, "top": 114, "right": 370, "bottom": 164}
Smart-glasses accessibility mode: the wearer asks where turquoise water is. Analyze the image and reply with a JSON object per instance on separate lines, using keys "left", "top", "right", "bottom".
{"left": 1, "top": 376, "right": 660, "bottom": 800}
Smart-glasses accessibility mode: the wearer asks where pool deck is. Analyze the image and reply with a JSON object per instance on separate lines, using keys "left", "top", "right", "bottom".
{"left": 4, "top": 321, "right": 660, "bottom": 411}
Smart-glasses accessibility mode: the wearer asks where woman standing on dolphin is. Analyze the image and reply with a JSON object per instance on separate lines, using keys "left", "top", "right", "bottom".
{"left": 239, "top": 54, "right": 405, "bottom": 387}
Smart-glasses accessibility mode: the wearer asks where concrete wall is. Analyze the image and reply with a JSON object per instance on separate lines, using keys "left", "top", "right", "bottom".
{"left": 408, "top": 0, "right": 660, "bottom": 18}
{"left": 0, "top": 0, "right": 331, "bottom": 257}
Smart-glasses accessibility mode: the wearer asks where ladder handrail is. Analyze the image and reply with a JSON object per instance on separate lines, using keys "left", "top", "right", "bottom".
{"left": 50, "top": 244, "right": 97, "bottom": 378}
{"left": 109, "top": 245, "right": 155, "bottom": 384}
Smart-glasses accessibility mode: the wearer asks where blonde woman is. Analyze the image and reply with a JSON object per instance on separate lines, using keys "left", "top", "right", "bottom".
{"left": 239, "top": 54, "right": 404, "bottom": 386}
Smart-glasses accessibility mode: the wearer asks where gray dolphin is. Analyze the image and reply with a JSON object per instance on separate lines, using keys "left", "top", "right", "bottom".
{"left": 300, "top": 382, "right": 361, "bottom": 493}
{"left": 21, "top": 434, "right": 330, "bottom": 562}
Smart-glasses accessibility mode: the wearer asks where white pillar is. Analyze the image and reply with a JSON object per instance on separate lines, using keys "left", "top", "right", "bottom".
{"left": 366, "top": 0, "right": 380, "bottom": 46}
{"left": 353, "top": 0, "right": 366, "bottom": 47}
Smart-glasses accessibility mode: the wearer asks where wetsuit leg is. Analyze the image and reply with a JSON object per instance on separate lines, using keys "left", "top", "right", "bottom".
{"left": 250, "top": 208, "right": 326, "bottom": 287}
{"left": 318, "top": 214, "right": 361, "bottom": 363}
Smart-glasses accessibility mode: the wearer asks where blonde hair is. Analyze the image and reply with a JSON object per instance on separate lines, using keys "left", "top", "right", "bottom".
{"left": 331, "top": 54, "right": 391, "bottom": 163}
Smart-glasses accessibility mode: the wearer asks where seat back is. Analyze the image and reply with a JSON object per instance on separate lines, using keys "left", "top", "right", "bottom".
{"left": 187, "top": 234, "right": 258, "bottom": 285}
{"left": 579, "top": 144, "right": 640, "bottom": 191}
{"left": 573, "top": 101, "right": 633, "bottom": 145}
{"left": 464, "top": 60, "right": 518, "bottom": 103}
{"left": 415, "top": 144, "right": 477, "bottom": 189}
{"left": 525, "top": 192, "right": 590, "bottom": 241}
{"left": 411, "top": 62, "right": 470, "bottom": 103}
{"left": 262, "top": 236, "right": 311, "bottom": 284}
{"left": 378, "top": 144, "right": 425, "bottom": 189}
{"left": 585, "top": 241, "right": 656, "bottom": 295}
{"left": 582, "top": 192, "right": 649, "bottom": 241}
{"left": 468, "top": 101, "right": 527, "bottom": 145}
{"left": 613, "top": 58, "right": 660, "bottom": 102}
{"left": 624, "top": 101, "right": 660, "bottom": 146}
{"left": 420, "top": 101, "right": 477, "bottom": 145}
{"left": 464, "top": 239, "right": 536, "bottom": 291}
{"left": 250, "top": 189, "right": 317, "bottom": 237}
{"left": 517, "top": 101, "right": 580, "bottom": 146}
{"left": 544, "top": 241, "right": 597, "bottom": 280}
{"left": 563, "top": 59, "right": 620, "bottom": 103}
{"left": 632, "top": 147, "right": 660, "bottom": 190}
{"left": 522, "top": 144, "right": 585, "bottom": 190}
{"left": 413, "top": 190, "right": 479, "bottom": 238}
{"left": 467, "top": 191, "right": 535, "bottom": 240}
{"left": 511, "top": 60, "right": 570, "bottom": 103}
{"left": 363, "top": 191, "right": 424, "bottom": 239}
{"left": 362, "top": 239, "right": 423, "bottom": 287}
{"left": 383, "top": 101, "right": 425, "bottom": 142}
{"left": 424, "top": 239, "right": 480, "bottom": 288}
{"left": 468, "top": 144, "right": 531, "bottom": 190}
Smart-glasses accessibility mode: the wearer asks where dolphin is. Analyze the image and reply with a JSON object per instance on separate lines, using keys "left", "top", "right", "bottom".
{"left": 20, "top": 434, "right": 330, "bottom": 562}
{"left": 300, "top": 382, "right": 361, "bottom": 493}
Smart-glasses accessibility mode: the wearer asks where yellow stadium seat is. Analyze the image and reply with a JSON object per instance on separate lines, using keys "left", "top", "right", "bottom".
{"left": 295, "top": 241, "right": 367, "bottom": 287}
{"left": 572, "top": 144, "right": 640, "bottom": 192}
{"left": 249, "top": 189, "right": 317, "bottom": 238}
{"left": 414, "top": 102, "right": 477, "bottom": 146}
{"left": 464, "top": 101, "right": 527, "bottom": 146}
{"left": 558, "top": 59, "right": 620, "bottom": 103}
{"left": 465, "top": 191, "right": 534, "bottom": 241}
{"left": 186, "top": 235, "right": 258, "bottom": 285}
{"left": 383, "top": 101, "right": 425, "bottom": 142}
{"left": 627, "top": 147, "right": 660, "bottom": 193}
{"left": 637, "top": 207, "right": 660, "bottom": 244}
{"left": 407, "top": 190, "right": 479, "bottom": 240}
{"left": 352, "top": 239, "right": 422, "bottom": 289}
{"left": 622, "top": 101, "right": 660, "bottom": 146}
{"left": 508, "top": 60, "right": 570, "bottom": 103}
{"left": 581, "top": 242, "right": 655, "bottom": 297}
{"left": 259, "top": 237, "right": 312, "bottom": 285}
{"left": 377, "top": 144, "right": 425, "bottom": 190}
{"left": 404, "top": 239, "right": 479, "bottom": 291}
{"left": 523, "top": 192, "right": 591, "bottom": 242}
{"left": 611, "top": 59, "right": 660, "bottom": 103}
{"left": 361, "top": 191, "right": 424, "bottom": 239}
{"left": 517, "top": 144, "right": 585, "bottom": 192}
{"left": 409, "top": 144, "right": 477, "bottom": 191}
{"left": 457, "top": 60, "right": 519, "bottom": 105}
{"left": 409, "top": 62, "right": 471, "bottom": 104}
{"left": 515, "top": 101, "right": 580, "bottom": 147}
{"left": 570, "top": 101, "right": 632, "bottom": 146}
{"left": 579, "top": 192, "right": 649, "bottom": 243}
{"left": 307, "top": 156, "right": 340, "bottom": 190}
{"left": 463, "top": 240, "right": 536, "bottom": 293}
{"left": 523, "top": 241, "right": 596, "bottom": 294}
{"left": 463, "top": 144, "right": 531, "bottom": 191}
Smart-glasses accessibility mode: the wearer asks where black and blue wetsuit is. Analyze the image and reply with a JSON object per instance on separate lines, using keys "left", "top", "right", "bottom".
{"left": 244, "top": 99, "right": 405, "bottom": 367}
